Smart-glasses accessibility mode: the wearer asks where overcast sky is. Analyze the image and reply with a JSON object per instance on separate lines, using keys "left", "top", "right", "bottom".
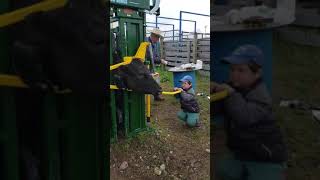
{"left": 146, "top": 0, "right": 210, "bottom": 35}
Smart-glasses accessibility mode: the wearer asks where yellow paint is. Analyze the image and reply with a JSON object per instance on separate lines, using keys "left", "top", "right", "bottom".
{"left": 110, "top": 84, "right": 181, "bottom": 96}
{"left": 0, "top": 0, "right": 67, "bottom": 28}
{"left": 0, "top": 74, "right": 28, "bottom": 88}
{"left": 110, "top": 57, "right": 133, "bottom": 70}
{"left": 146, "top": 95, "right": 151, "bottom": 118}
{"left": 110, "top": 42, "right": 150, "bottom": 71}
{"left": 110, "top": 85, "right": 119, "bottom": 90}
{"left": 134, "top": 42, "right": 150, "bottom": 61}
{"left": 211, "top": 90, "right": 228, "bottom": 102}
{"left": 162, "top": 89, "right": 182, "bottom": 95}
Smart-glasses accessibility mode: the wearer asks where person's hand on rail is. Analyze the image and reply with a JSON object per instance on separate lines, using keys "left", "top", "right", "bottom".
{"left": 173, "top": 87, "right": 183, "bottom": 92}
{"left": 211, "top": 82, "right": 234, "bottom": 95}
{"left": 161, "top": 59, "right": 168, "bottom": 65}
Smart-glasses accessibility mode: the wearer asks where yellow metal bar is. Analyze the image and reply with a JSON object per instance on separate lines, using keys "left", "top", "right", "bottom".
{"left": 211, "top": 90, "right": 228, "bottom": 102}
{"left": 134, "top": 42, "right": 150, "bottom": 61}
{"left": 110, "top": 57, "right": 132, "bottom": 71}
{"left": 110, "top": 42, "right": 150, "bottom": 71}
{"left": 109, "top": 85, "right": 132, "bottom": 92}
{"left": 146, "top": 95, "right": 151, "bottom": 120}
{"left": 0, "top": 74, "right": 28, "bottom": 88}
{"left": 110, "top": 85, "right": 119, "bottom": 90}
{"left": 0, "top": 74, "right": 71, "bottom": 94}
{"left": 162, "top": 90, "right": 182, "bottom": 95}
{"left": 110, "top": 84, "right": 181, "bottom": 96}
{"left": 0, "top": 0, "right": 67, "bottom": 28}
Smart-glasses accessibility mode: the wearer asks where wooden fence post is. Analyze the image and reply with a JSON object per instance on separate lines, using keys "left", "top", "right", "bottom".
{"left": 160, "top": 36, "right": 164, "bottom": 59}
{"left": 193, "top": 32, "right": 198, "bottom": 63}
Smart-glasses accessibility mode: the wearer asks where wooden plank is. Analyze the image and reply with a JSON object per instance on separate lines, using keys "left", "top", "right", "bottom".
{"left": 166, "top": 57, "right": 190, "bottom": 62}
{"left": 164, "top": 46, "right": 191, "bottom": 51}
{"left": 164, "top": 40, "right": 192, "bottom": 44}
{"left": 167, "top": 62, "right": 186, "bottom": 67}
{"left": 200, "top": 58, "right": 210, "bottom": 63}
{"left": 198, "top": 46, "right": 210, "bottom": 52}
{"left": 187, "top": 41, "right": 192, "bottom": 63}
{"left": 160, "top": 37, "right": 164, "bottom": 59}
{"left": 167, "top": 61, "right": 176, "bottom": 66}
{"left": 165, "top": 51, "right": 177, "bottom": 57}
{"left": 198, "top": 40, "right": 210, "bottom": 46}
{"left": 164, "top": 41, "right": 192, "bottom": 47}
{"left": 192, "top": 35, "right": 197, "bottom": 63}
{"left": 164, "top": 45, "right": 190, "bottom": 50}
{"left": 198, "top": 52, "right": 210, "bottom": 59}
{"left": 165, "top": 51, "right": 190, "bottom": 57}
{"left": 166, "top": 43, "right": 190, "bottom": 47}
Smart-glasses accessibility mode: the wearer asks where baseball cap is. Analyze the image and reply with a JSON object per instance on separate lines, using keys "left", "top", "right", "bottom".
{"left": 222, "top": 45, "right": 264, "bottom": 66}
{"left": 179, "top": 75, "right": 193, "bottom": 83}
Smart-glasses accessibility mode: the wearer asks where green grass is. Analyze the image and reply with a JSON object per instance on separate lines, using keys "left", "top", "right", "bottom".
{"left": 155, "top": 66, "right": 173, "bottom": 84}
{"left": 273, "top": 38, "right": 320, "bottom": 180}
{"left": 273, "top": 39, "right": 320, "bottom": 104}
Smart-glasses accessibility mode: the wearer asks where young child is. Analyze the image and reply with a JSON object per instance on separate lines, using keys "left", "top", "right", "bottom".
{"left": 174, "top": 75, "right": 200, "bottom": 127}
{"left": 212, "top": 45, "right": 288, "bottom": 180}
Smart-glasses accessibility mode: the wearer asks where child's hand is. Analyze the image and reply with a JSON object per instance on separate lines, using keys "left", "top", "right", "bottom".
{"left": 219, "top": 84, "right": 235, "bottom": 94}
{"left": 210, "top": 82, "right": 218, "bottom": 93}
{"left": 174, "top": 87, "right": 182, "bottom": 91}
{"left": 211, "top": 82, "right": 234, "bottom": 94}
{"left": 211, "top": 82, "right": 225, "bottom": 93}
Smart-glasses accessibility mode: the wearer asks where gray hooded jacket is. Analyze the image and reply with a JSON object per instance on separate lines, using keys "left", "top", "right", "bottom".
{"left": 222, "top": 80, "right": 287, "bottom": 163}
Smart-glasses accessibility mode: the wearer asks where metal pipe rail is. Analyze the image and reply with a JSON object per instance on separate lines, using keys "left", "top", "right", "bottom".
{"left": 0, "top": 0, "right": 67, "bottom": 28}
{"left": 179, "top": 11, "right": 209, "bottom": 41}
{"left": 211, "top": 90, "right": 228, "bottom": 102}
{"left": 146, "top": 22, "right": 175, "bottom": 40}
{"left": 155, "top": 16, "right": 197, "bottom": 41}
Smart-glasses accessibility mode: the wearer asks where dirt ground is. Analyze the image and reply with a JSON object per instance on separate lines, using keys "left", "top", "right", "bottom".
{"left": 110, "top": 73, "right": 210, "bottom": 180}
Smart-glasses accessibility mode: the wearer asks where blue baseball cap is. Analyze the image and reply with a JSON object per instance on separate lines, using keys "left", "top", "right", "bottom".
{"left": 179, "top": 75, "right": 193, "bottom": 83}
{"left": 222, "top": 45, "right": 264, "bottom": 66}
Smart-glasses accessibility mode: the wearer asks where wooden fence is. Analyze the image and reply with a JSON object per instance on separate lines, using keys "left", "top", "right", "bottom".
{"left": 162, "top": 38, "right": 210, "bottom": 72}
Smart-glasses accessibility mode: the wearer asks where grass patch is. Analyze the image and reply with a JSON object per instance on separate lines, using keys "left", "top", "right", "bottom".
{"left": 155, "top": 66, "right": 173, "bottom": 83}
{"left": 273, "top": 38, "right": 320, "bottom": 180}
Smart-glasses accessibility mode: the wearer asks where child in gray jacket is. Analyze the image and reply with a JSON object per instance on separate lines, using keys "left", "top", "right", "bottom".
{"left": 174, "top": 75, "right": 200, "bottom": 127}
{"left": 212, "top": 45, "right": 287, "bottom": 180}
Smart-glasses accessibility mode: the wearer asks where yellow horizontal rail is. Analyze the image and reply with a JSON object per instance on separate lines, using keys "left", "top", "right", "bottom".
{"left": 110, "top": 84, "right": 181, "bottom": 95}
{"left": 0, "top": 74, "right": 71, "bottom": 94}
{"left": 0, "top": 0, "right": 67, "bottom": 28}
{"left": 0, "top": 74, "right": 28, "bottom": 88}
{"left": 211, "top": 90, "right": 228, "bottom": 102}
{"left": 110, "top": 57, "right": 132, "bottom": 71}
{"left": 110, "top": 85, "right": 118, "bottom": 90}
{"left": 109, "top": 84, "right": 131, "bottom": 91}
{"left": 162, "top": 90, "right": 182, "bottom": 95}
{"left": 0, "top": 74, "right": 180, "bottom": 96}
